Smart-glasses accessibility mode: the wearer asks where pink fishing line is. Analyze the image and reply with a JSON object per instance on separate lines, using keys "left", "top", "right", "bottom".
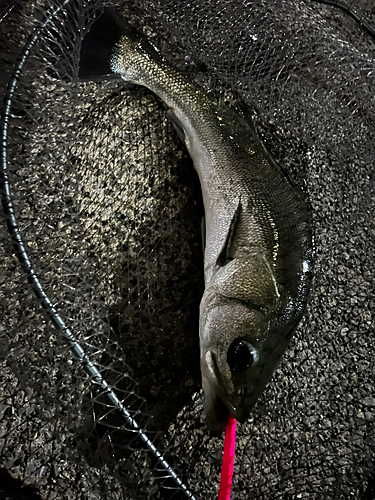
{"left": 218, "top": 413, "right": 237, "bottom": 500}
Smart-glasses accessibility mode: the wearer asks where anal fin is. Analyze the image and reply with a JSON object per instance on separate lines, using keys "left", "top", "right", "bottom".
{"left": 167, "top": 109, "right": 186, "bottom": 143}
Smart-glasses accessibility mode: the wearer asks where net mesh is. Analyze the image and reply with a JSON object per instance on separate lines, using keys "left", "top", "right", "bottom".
{"left": 0, "top": 0, "right": 374, "bottom": 499}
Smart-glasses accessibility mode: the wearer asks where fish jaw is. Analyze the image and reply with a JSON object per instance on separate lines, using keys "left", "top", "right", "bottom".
{"left": 201, "top": 349, "right": 259, "bottom": 432}
{"left": 200, "top": 350, "right": 229, "bottom": 434}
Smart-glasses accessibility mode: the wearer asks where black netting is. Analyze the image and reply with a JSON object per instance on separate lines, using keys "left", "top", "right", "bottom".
{"left": 1, "top": 1, "right": 374, "bottom": 499}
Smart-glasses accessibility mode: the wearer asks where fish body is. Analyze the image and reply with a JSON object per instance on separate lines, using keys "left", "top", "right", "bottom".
{"left": 79, "top": 9, "right": 314, "bottom": 433}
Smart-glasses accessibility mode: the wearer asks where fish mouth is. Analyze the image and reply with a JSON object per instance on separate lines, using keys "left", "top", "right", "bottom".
{"left": 201, "top": 350, "right": 252, "bottom": 433}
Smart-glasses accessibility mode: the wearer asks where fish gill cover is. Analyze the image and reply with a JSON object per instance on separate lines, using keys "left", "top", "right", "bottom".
{"left": 0, "top": 0, "right": 374, "bottom": 499}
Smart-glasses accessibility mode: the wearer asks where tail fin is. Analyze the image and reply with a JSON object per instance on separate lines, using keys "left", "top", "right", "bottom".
{"left": 78, "top": 8, "right": 140, "bottom": 81}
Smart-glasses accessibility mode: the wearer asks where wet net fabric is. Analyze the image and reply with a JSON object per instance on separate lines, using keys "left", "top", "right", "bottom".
{"left": 0, "top": 0, "right": 374, "bottom": 499}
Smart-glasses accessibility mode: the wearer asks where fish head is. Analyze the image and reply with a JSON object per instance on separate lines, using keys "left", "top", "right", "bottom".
{"left": 200, "top": 287, "right": 293, "bottom": 433}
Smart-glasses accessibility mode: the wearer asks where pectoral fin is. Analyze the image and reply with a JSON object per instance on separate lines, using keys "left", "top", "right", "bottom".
{"left": 201, "top": 216, "right": 206, "bottom": 253}
{"left": 216, "top": 199, "right": 241, "bottom": 267}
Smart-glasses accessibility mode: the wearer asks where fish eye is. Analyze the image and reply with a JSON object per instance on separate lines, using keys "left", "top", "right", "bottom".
{"left": 227, "top": 338, "right": 259, "bottom": 373}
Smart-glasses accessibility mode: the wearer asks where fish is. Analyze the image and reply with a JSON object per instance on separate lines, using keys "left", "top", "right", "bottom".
{"left": 79, "top": 8, "right": 314, "bottom": 433}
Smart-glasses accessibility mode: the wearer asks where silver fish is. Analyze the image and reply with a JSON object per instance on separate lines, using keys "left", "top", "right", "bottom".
{"left": 79, "top": 9, "right": 314, "bottom": 433}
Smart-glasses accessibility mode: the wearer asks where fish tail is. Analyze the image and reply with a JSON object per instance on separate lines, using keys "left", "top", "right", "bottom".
{"left": 78, "top": 8, "right": 158, "bottom": 82}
